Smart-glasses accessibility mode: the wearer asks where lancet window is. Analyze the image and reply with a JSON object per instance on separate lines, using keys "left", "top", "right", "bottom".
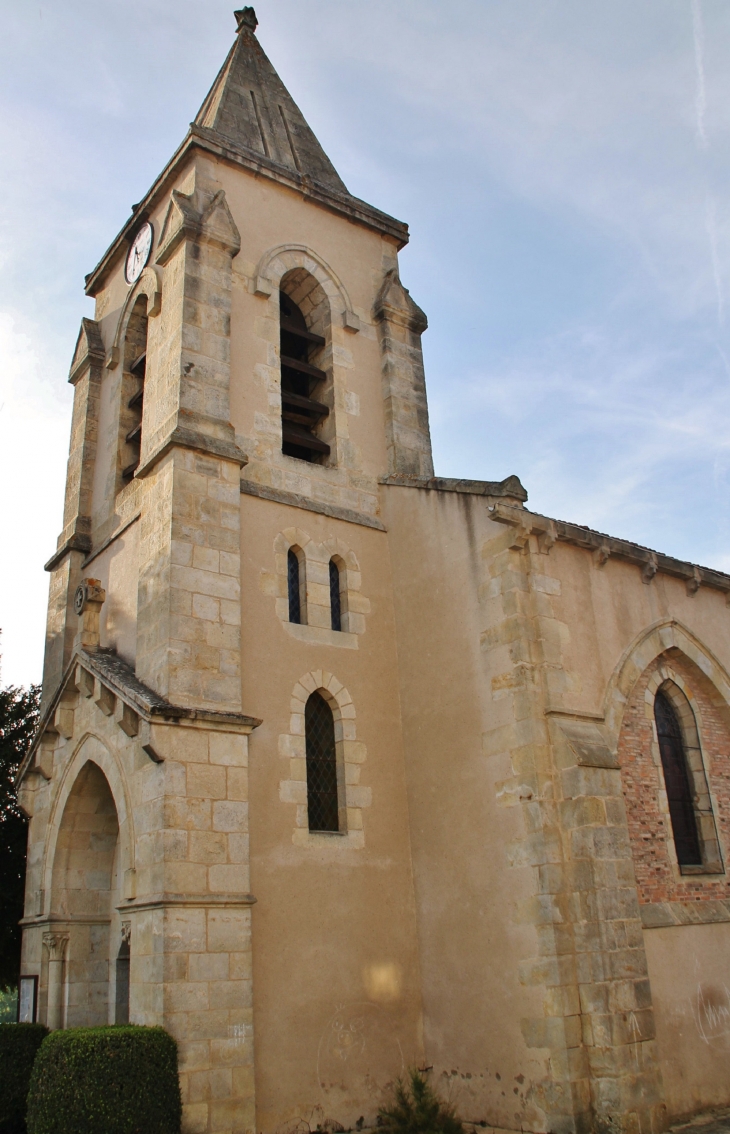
{"left": 279, "top": 291, "right": 330, "bottom": 462}
{"left": 305, "top": 691, "right": 340, "bottom": 832}
{"left": 654, "top": 690, "right": 702, "bottom": 866}
{"left": 288, "top": 547, "right": 305, "bottom": 624}
{"left": 329, "top": 558, "right": 342, "bottom": 632}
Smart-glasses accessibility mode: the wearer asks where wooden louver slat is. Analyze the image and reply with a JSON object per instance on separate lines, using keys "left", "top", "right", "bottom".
{"left": 281, "top": 355, "right": 327, "bottom": 383}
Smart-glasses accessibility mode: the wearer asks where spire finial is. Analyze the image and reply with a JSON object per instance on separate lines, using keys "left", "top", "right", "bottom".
{"left": 234, "top": 7, "right": 258, "bottom": 33}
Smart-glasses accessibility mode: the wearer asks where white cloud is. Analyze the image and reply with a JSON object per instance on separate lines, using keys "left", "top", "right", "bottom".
{"left": 0, "top": 312, "right": 71, "bottom": 687}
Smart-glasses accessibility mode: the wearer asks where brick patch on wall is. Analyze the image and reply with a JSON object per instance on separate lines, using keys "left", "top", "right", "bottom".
{"left": 618, "top": 651, "right": 730, "bottom": 905}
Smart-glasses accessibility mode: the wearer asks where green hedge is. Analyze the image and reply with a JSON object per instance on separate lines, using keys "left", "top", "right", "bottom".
{"left": 26, "top": 1025, "right": 181, "bottom": 1134}
{"left": 0, "top": 1023, "right": 49, "bottom": 1134}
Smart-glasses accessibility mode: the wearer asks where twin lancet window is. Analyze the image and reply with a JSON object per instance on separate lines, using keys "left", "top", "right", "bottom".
{"left": 287, "top": 549, "right": 343, "bottom": 632}
{"left": 280, "top": 292, "right": 330, "bottom": 462}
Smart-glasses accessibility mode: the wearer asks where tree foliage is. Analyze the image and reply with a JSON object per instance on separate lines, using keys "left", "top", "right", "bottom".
{"left": 378, "top": 1069, "right": 464, "bottom": 1134}
{"left": 0, "top": 682, "right": 41, "bottom": 991}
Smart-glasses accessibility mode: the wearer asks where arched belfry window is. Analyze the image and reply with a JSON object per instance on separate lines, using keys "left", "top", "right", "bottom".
{"left": 329, "top": 559, "right": 342, "bottom": 632}
{"left": 280, "top": 291, "right": 330, "bottom": 463}
{"left": 305, "top": 692, "right": 340, "bottom": 832}
{"left": 120, "top": 295, "right": 148, "bottom": 482}
{"left": 654, "top": 690, "right": 702, "bottom": 866}
{"left": 288, "top": 547, "right": 306, "bottom": 625}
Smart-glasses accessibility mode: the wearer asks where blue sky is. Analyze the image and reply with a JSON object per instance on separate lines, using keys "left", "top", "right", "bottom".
{"left": 2, "top": 0, "right": 730, "bottom": 686}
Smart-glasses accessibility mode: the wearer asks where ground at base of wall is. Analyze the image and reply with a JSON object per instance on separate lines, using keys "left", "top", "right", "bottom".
{"left": 669, "top": 1109, "right": 730, "bottom": 1134}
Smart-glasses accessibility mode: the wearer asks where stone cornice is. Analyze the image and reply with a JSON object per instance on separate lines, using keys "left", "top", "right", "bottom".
{"left": 135, "top": 427, "right": 248, "bottom": 479}
{"left": 380, "top": 473, "right": 528, "bottom": 503}
{"left": 84, "top": 129, "right": 409, "bottom": 296}
{"left": 120, "top": 893, "right": 257, "bottom": 912}
{"left": 44, "top": 532, "right": 92, "bottom": 573}
{"left": 240, "top": 478, "right": 386, "bottom": 531}
{"left": 489, "top": 501, "right": 730, "bottom": 597}
{"left": 640, "top": 899, "right": 730, "bottom": 928}
{"left": 18, "top": 647, "right": 261, "bottom": 787}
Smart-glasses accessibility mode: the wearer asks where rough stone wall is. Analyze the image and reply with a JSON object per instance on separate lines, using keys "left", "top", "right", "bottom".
{"left": 618, "top": 653, "right": 730, "bottom": 906}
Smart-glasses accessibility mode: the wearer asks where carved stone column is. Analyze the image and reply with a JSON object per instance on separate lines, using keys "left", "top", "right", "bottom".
{"left": 43, "top": 932, "right": 69, "bottom": 1031}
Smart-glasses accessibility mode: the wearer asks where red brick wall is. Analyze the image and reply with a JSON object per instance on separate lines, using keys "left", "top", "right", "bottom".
{"left": 617, "top": 652, "right": 730, "bottom": 905}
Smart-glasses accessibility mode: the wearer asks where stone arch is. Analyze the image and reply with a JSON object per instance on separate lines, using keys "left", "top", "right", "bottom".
{"left": 44, "top": 741, "right": 133, "bottom": 1028}
{"left": 254, "top": 245, "right": 359, "bottom": 331}
{"left": 42, "top": 733, "right": 135, "bottom": 911}
{"left": 602, "top": 618, "right": 730, "bottom": 747}
{"left": 106, "top": 266, "right": 162, "bottom": 371}
{"left": 279, "top": 670, "right": 370, "bottom": 847}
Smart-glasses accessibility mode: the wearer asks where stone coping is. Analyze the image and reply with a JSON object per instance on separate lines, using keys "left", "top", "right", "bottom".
{"left": 240, "top": 478, "right": 386, "bottom": 531}
{"left": 380, "top": 473, "right": 528, "bottom": 502}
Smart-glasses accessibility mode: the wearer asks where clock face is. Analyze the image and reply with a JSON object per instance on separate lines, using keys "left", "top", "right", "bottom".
{"left": 125, "top": 222, "right": 153, "bottom": 285}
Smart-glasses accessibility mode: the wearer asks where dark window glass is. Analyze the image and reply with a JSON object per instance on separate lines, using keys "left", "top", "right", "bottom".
{"left": 305, "top": 692, "right": 339, "bottom": 832}
{"left": 288, "top": 549, "right": 301, "bottom": 624}
{"left": 654, "top": 691, "right": 702, "bottom": 866}
{"left": 115, "top": 936, "right": 130, "bottom": 1025}
{"left": 329, "top": 559, "right": 341, "bottom": 632}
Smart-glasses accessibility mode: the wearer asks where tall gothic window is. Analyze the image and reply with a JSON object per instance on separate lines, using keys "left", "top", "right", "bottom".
{"left": 288, "top": 548, "right": 305, "bottom": 624}
{"left": 329, "top": 559, "right": 342, "bottom": 632}
{"left": 305, "top": 692, "right": 339, "bottom": 832}
{"left": 654, "top": 690, "right": 702, "bottom": 866}
{"left": 279, "top": 291, "right": 330, "bottom": 463}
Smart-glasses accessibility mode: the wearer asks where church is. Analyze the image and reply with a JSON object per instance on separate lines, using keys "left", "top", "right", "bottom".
{"left": 16, "top": 9, "right": 730, "bottom": 1134}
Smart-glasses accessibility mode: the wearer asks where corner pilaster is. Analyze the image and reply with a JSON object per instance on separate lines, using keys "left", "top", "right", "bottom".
{"left": 483, "top": 523, "right": 666, "bottom": 1134}
{"left": 374, "top": 268, "right": 434, "bottom": 478}
{"left": 41, "top": 319, "right": 104, "bottom": 704}
{"left": 135, "top": 168, "right": 246, "bottom": 711}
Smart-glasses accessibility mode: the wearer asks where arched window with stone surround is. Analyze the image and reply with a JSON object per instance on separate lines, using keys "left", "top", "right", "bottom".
{"left": 288, "top": 546, "right": 306, "bottom": 624}
{"left": 305, "top": 691, "right": 340, "bottom": 832}
{"left": 279, "top": 272, "right": 331, "bottom": 463}
{"left": 654, "top": 688, "right": 704, "bottom": 866}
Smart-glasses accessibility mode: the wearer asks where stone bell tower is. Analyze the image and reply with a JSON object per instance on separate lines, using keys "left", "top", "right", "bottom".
{"left": 17, "top": 9, "right": 434, "bottom": 1134}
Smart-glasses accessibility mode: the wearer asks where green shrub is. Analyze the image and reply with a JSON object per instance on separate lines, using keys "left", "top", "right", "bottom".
{"left": 26, "top": 1025, "right": 181, "bottom": 1134}
{"left": 378, "top": 1068, "right": 464, "bottom": 1134}
{"left": 0, "top": 1023, "right": 49, "bottom": 1134}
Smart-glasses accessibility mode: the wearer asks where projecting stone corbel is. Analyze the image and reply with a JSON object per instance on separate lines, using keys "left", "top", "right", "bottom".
{"left": 593, "top": 543, "right": 611, "bottom": 568}
{"left": 252, "top": 274, "right": 273, "bottom": 297}
{"left": 641, "top": 553, "right": 658, "bottom": 584}
{"left": 686, "top": 566, "right": 702, "bottom": 596}
{"left": 537, "top": 521, "right": 557, "bottom": 554}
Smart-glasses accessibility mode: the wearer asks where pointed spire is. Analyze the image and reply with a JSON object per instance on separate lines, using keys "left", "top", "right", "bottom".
{"left": 194, "top": 8, "right": 348, "bottom": 195}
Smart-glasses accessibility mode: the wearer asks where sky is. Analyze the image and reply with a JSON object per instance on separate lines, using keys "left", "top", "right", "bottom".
{"left": 2, "top": 0, "right": 730, "bottom": 687}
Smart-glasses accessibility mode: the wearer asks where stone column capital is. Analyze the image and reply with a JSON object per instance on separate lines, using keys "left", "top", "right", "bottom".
{"left": 42, "top": 932, "right": 69, "bottom": 962}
